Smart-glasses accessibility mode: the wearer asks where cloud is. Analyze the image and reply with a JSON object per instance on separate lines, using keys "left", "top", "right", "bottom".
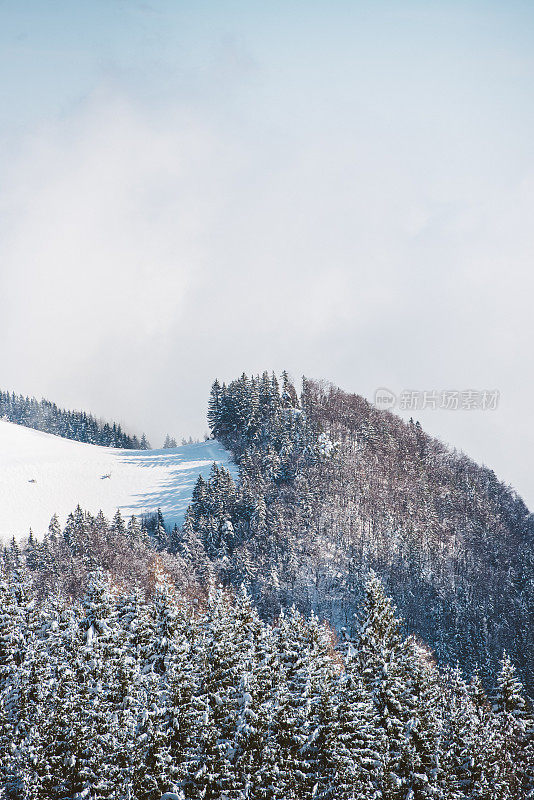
{"left": 0, "top": 69, "right": 533, "bottom": 506}
{"left": 0, "top": 91, "right": 219, "bottom": 413}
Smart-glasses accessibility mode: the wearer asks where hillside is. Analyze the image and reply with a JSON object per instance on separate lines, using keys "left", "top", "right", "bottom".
{"left": 0, "top": 388, "right": 145, "bottom": 448}
{"left": 201, "top": 373, "right": 534, "bottom": 696}
{"left": 1, "top": 372, "right": 532, "bottom": 699}
{"left": 0, "top": 419, "right": 235, "bottom": 540}
{"left": 1, "top": 373, "right": 533, "bottom": 799}
{"left": 2, "top": 568, "right": 531, "bottom": 800}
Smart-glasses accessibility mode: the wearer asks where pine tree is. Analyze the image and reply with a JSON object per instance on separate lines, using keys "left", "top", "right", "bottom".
{"left": 441, "top": 666, "right": 476, "bottom": 798}
{"left": 207, "top": 379, "right": 223, "bottom": 438}
{"left": 78, "top": 568, "right": 118, "bottom": 799}
{"left": 330, "top": 664, "right": 384, "bottom": 800}
{"left": 233, "top": 605, "right": 277, "bottom": 800}
{"left": 467, "top": 670, "right": 503, "bottom": 799}
{"left": 154, "top": 508, "right": 168, "bottom": 551}
{"left": 492, "top": 652, "right": 534, "bottom": 799}
{"left": 168, "top": 524, "right": 182, "bottom": 554}
{"left": 48, "top": 513, "right": 61, "bottom": 543}
{"left": 163, "top": 613, "right": 199, "bottom": 787}
{"left": 265, "top": 607, "right": 322, "bottom": 800}
{"left": 112, "top": 508, "right": 126, "bottom": 536}
{"left": 281, "top": 370, "right": 299, "bottom": 409}
{"left": 62, "top": 504, "right": 88, "bottom": 556}
{"left": 0, "top": 571, "right": 24, "bottom": 798}
{"left": 357, "top": 572, "right": 430, "bottom": 800}
{"left": 15, "top": 613, "right": 54, "bottom": 799}
{"left": 25, "top": 528, "right": 39, "bottom": 571}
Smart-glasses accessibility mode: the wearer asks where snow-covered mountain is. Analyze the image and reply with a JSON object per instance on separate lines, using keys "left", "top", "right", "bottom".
{"left": 0, "top": 419, "right": 235, "bottom": 540}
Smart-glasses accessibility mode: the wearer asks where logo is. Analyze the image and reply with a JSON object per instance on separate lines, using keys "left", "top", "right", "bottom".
{"left": 374, "top": 387, "right": 396, "bottom": 411}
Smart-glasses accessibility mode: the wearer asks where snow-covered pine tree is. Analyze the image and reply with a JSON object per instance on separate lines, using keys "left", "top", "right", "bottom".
{"left": 77, "top": 569, "right": 119, "bottom": 799}
{"left": 111, "top": 508, "right": 126, "bottom": 537}
{"left": 492, "top": 652, "right": 534, "bottom": 799}
{"left": 207, "top": 379, "right": 223, "bottom": 438}
{"left": 466, "top": 669, "right": 505, "bottom": 799}
{"left": 151, "top": 508, "right": 167, "bottom": 551}
{"left": 47, "top": 513, "right": 61, "bottom": 543}
{"left": 265, "top": 607, "right": 321, "bottom": 800}
{"left": 441, "top": 665, "right": 477, "bottom": 799}
{"left": 165, "top": 609, "right": 205, "bottom": 796}
{"left": 126, "top": 513, "right": 141, "bottom": 544}
{"left": 356, "top": 571, "right": 430, "bottom": 800}
{"left": 234, "top": 606, "right": 277, "bottom": 800}
{"left": 327, "top": 648, "right": 384, "bottom": 800}
{"left": 160, "top": 523, "right": 177, "bottom": 556}
{"left": 0, "top": 570, "right": 25, "bottom": 799}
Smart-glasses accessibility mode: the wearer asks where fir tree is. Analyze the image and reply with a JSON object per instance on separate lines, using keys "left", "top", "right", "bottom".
{"left": 154, "top": 508, "right": 168, "bottom": 551}
{"left": 492, "top": 652, "right": 534, "bottom": 798}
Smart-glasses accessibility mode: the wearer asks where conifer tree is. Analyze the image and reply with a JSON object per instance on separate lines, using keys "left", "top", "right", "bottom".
{"left": 112, "top": 508, "right": 126, "bottom": 536}
{"left": 233, "top": 607, "right": 277, "bottom": 800}
{"left": 48, "top": 513, "right": 61, "bottom": 543}
{"left": 154, "top": 508, "right": 168, "bottom": 551}
{"left": 168, "top": 523, "right": 182, "bottom": 554}
{"left": 0, "top": 572, "right": 24, "bottom": 798}
{"left": 357, "top": 572, "right": 432, "bottom": 800}
{"left": 207, "top": 379, "right": 223, "bottom": 438}
{"left": 492, "top": 652, "right": 534, "bottom": 798}
{"left": 78, "top": 569, "right": 118, "bottom": 798}
{"left": 441, "top": 666, "right": 476, "bottom": 798}
{"left": 331, "top": 664, "right": 384, "bottom": 800}
{"left": 466, "top": 670, "right": 501, "bottom": 799}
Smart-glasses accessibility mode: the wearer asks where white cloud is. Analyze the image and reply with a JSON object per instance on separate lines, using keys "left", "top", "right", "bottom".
{"left": 1, "top": 71, "right": 533, "bottom": 505}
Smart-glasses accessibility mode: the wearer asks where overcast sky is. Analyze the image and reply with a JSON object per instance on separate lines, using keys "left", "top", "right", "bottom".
{"left": 1, "top": 1, "right": 533, "bottom": 506}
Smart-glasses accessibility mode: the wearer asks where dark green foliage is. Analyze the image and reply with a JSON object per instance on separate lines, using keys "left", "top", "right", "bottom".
{"left": 185, "top": 465, "right": 238, "bottom": 558}
{"left": 207, "top": 372, "right": 313, "bottom": 470}
{"left": 140, "top": 433, "right": 151, "bottom": 450}
{"left": 0, "top": 388, "right": 141, "bottom": 448}
{"left": 0, "top": 566, "right": 530, "bottom": 800}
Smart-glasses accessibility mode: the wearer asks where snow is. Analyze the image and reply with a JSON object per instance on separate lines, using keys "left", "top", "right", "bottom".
{"left": 0, "top": 420, "right": 236, "bottom": 540}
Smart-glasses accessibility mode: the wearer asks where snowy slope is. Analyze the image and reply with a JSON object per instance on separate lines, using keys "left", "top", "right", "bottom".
{"left": 0, "top": 419, "right": 236, "bottom": 540}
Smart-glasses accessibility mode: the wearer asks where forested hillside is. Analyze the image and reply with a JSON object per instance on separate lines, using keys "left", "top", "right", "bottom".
{"left": 0, "top": 390, "right": 148, "bottom": 449}
{"left": 1, "top": 371, "right": 532, "bottom": 798}
{"left": 5, "top": 372, "right": 531, "bottom": 697}
{"left": 0, "top": 555, "right": 532, "bottom": 800}
{"left": 194, "top": 373, "right": 533, "bottom": 697}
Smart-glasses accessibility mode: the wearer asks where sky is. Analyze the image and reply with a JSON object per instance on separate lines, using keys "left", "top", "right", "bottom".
{"left": 1, "top": 1, "right": 533, "bottom": 506}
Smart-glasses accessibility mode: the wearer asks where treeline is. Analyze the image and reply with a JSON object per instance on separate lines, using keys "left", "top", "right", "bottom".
{"left": 0, "top": 560, "right": 531, "bottom": 800}
{"left": 6, "top": 371, "right": 531, "bottom": 700}
{"left": 200, "top": 373, "right": 534, "bottom": 698}
{"left": 208, "top": 370, "right": 315, "bottom": 469}
{"left": 0, "top": 390, "right": 149, "bottom": 449}
{"left": 8, "top": 506, "right": 188, "bottom": 600}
